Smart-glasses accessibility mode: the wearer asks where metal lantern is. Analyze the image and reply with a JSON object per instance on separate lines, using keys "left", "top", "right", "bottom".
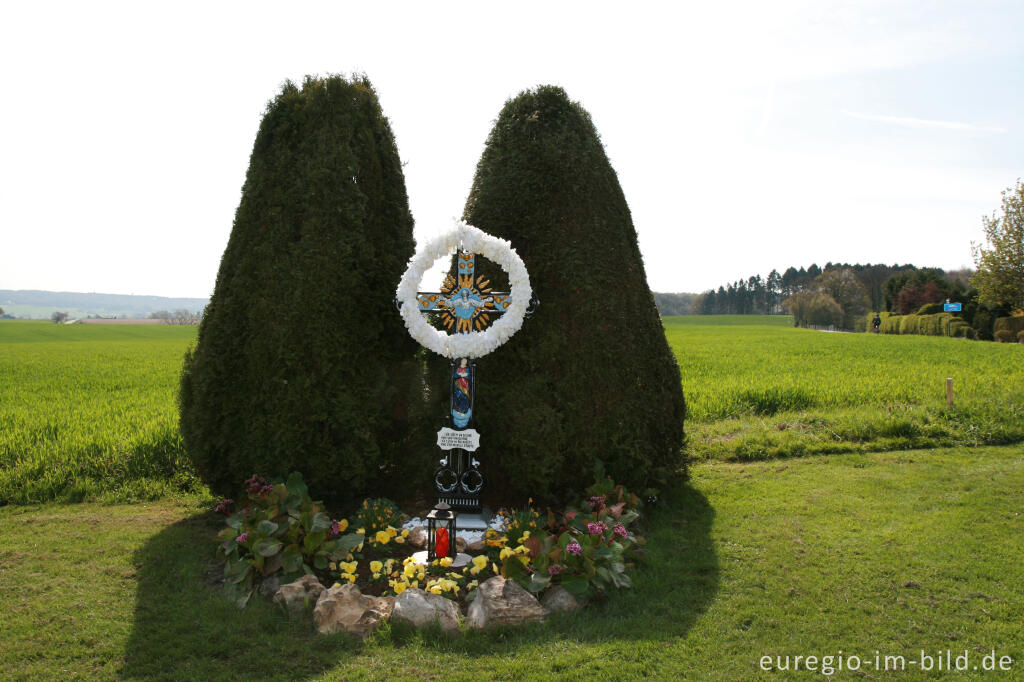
{"left": 426, "top": 502, "right": 458, "bottom": 561}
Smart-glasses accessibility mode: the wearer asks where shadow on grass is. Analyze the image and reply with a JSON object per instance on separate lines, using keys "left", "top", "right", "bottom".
{"left": 384, "top": 482, "right": 720, "bottom": 655}
{"left": 120, "top": 483, "right": 717, "bottom": 679}
{"left": 120, "top": 512, "right": 358, "bottom": 681}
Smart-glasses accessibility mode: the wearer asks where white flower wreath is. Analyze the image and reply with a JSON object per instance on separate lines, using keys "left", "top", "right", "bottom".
{"left": 396, "top": 221, "right": 532, "bottom": 359}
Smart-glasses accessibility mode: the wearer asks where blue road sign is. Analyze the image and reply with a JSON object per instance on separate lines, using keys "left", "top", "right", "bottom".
{"left": 943, "top": 302, "right": 962, "bottom": 312}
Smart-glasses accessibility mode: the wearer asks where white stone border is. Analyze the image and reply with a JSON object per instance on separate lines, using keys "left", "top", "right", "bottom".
{"left": 396, "top": 221, "right": 531, "bottom": 359}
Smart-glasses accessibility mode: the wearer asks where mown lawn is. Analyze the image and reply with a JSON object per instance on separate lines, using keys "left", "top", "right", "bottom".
{"left": 2, "top": 445, "right": 1021, "bottom": 680}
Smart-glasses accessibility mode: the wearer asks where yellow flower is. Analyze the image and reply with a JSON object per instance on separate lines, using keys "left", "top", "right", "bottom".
{"left": 467, "top": 580, "right": 479, "bottom": 591}
{"left": 499, "top": 547, "right": 514, "bottom": 561}
{"left": 439, "top": 557, "right": 453, "bottom": 568}
{"left": 332, "top": 582, "right": 341, "bottom": 589}
{"left": 356, "top": 528, "right": 365, "bottom": 534}
{"left": 516, "top": 545, "right": 531, "bottom": 555}
{"left": 417, "top": 572, "right": 426, "bottom": 582}
{"left": 521, "top": 530, "right": 531, "bottom": 540}
{"left": 429, "top": 585, "right": 442, "bottom": 595}
{"left": 401, "top": 529, "right": 410, "bottom": 538}
{"left": 341, "top": 572, "right": 356, "bottom": 583}
{"left": 404, "top": 563, "right": 418, "bottom": 579}
{"left": 375, "top": 530, "right": 390, "bottom": 545}
{"left": 492, "top": 563, "right": 499, "bottom": 574}
{"left": 340, "top": 561, "right": 358, "bottom": 574}
{"left": 386, "top": 526, "right": 398, "bottom": 537}
{"left": 337, "top": 519, "right": 349, "bottom": 532}
{"left": 329, "top": 562, "right": 337, "bottom": 571}
{"left": 518, "top": 555, "right": 530, "bottom": 566}
{"left": 410, "top": 580, "right": 419, "bottom": 589}
{"left": 369, "top": 560, "right": 383, "bottom": 574}
{"left": 394, "top": 582, "right": 407, "bottom": 595}
{"left": 394, "top": 536, "right": 405, "bottom": 544}
{"left": 469, "top": 566, "right": 480, "bottom": 576}
{"left": 472, "top": 555, "right": 488, "bottom": 571}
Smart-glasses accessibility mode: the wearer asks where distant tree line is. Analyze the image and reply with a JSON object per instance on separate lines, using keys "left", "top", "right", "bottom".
{"left": 685, "top": 262, "right": 1002, "bottom": 332}
{"left": 652, "top": 292, "right": 698, "bottom": 316}
{"left": 148, "top": 309, "right": 202, "bottom": 325}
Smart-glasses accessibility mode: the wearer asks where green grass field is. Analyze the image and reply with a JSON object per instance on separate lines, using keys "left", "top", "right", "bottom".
{"left": 666, "top": 315, "right": 1024, "bottom": 460}
{"left": 0, "top": 322, "right": 201, "bottom": 504}
{"left": 1, "top": 316, "right": 1023, "bottom": 679}
{"left": 3, "top": 316, "right": 1022, "bottom": 503}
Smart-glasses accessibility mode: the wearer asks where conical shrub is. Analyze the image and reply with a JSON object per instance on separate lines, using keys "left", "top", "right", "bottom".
{"left": 461, "top": 85, "right": 686, "bottom": 502}
{"left": 179, "top": 75, "right": 421, "bottom": 509}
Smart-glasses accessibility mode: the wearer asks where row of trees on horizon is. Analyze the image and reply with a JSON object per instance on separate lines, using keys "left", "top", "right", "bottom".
{"left": 658, "top": 179, "right": 1024, "bottom": 334}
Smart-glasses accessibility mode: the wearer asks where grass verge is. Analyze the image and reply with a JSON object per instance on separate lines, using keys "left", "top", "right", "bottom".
{"left": 1, "top": 445, "right": 1021, "bottom": 680}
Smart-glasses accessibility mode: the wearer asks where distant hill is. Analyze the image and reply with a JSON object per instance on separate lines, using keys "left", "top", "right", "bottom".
{"left": 0, "top": 290, "right": 209, "bottom": 320}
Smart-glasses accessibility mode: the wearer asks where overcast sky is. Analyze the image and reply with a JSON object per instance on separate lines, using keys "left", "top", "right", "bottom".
{"left": 1, "top": 1, "right": 1021, "bottom": 299}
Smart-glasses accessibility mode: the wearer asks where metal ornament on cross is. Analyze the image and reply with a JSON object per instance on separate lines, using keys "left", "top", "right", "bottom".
{"left": 395, "top": 222, "right": 537, "bottom": 518}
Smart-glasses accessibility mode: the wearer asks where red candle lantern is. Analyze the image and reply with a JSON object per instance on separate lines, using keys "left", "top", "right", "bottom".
{"left": 426, "top": 502, "right": 457, "bottom": 561}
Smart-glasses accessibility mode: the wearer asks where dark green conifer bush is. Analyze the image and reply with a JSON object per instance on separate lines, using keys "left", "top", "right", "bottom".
{"left": 460, "top": 85, "right": 686, "bottom": 502}
{"left": 179, "top": 75, "right": 420, "bottom": 509}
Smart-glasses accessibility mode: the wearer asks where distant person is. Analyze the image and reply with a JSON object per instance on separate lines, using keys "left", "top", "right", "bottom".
{"left": 872, "top": 313, "right": 881, "bottom": 333}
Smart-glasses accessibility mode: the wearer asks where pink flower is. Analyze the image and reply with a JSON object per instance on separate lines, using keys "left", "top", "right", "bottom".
{"left": 548, "top": 564, "right": 563, "bottom": 575}
{"left": 564, "top": 511, "right": 577, "bottom": 522}
{"left": 236, "top": 532, "right": 249, "bottom": 543}
{"left": 567, "top": 541, "right": 582, "bottom": 556}
{"left": 245, "top": 474, "right": 265, "bottom": 495}
{"left": 587, "top": 521, "right": 607, "bottom": 535}
{"left": 214, "top": 499, "right": 234, "bottom": 515}
{"left": 613, "top": 523, "right": 628, "bottom": 538}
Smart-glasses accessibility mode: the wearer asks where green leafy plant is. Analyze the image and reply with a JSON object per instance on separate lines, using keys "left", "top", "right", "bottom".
{"left": 215, "top": 472, "right": 362, "bottom": 605}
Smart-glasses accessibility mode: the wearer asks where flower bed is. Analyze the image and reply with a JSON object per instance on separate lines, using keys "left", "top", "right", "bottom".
{"left": 214, "top": 465, "right": 647, "bottom": 609}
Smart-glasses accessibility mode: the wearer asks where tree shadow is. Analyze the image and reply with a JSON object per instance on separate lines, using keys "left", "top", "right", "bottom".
{"left": 389, "top": 481, "right": 720, "bottom": 652}
{"left": 119, "top": 483, "right": 717, "bottom": 679}
{"left": 119, "top": 512, "right": 356, "bottom": 681}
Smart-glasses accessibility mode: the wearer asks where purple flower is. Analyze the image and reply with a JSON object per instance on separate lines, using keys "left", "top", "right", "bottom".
{"left": 567, "top": 541, "right": 582, "bottom": 556}
{"left": 613, "top": 523, "right": 628, "bottom": 538}
{"left": 258, "top": 485, "right": 274, "bottom": 497}
{"left": 548, "top": 564, "right": 563, "bottom": 575}
{"left": 214, "top": 498, "right": 234, "bottom": 515}
{"left": 588, "top": 495, "right": 606, "bottom": 509}
{"left": 587, "top": 521, "right": 607, "bottom": 535}
{"left": 236, "top": 532, "right": 249, "bottom": 543}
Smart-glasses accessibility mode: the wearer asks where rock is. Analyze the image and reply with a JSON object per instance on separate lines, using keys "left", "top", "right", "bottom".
{"left": 466, "top": 576, "right": 545, "bottom": 630}
{"left": 407, "top": 526, "right": 427, "bottom": 549}
{"left": 467, "top": 540, "right": 485, "bottom": 554}
{"left": 540, "top": 585, "right": 581, "bottom": 615}
{"left": 392, "top": 588, "right": 462, "bottom": 637}
{"left": 455, "top": 537, "right": 467, "bottom": 553}
{"left": 313, "top": 583, "right": 394, "bottom": 638}
{"left": 257, "top": 575, "right": 281, "bottom": 599}
{"left": 273, "top": 574, "right": 325, "bottom": 619}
